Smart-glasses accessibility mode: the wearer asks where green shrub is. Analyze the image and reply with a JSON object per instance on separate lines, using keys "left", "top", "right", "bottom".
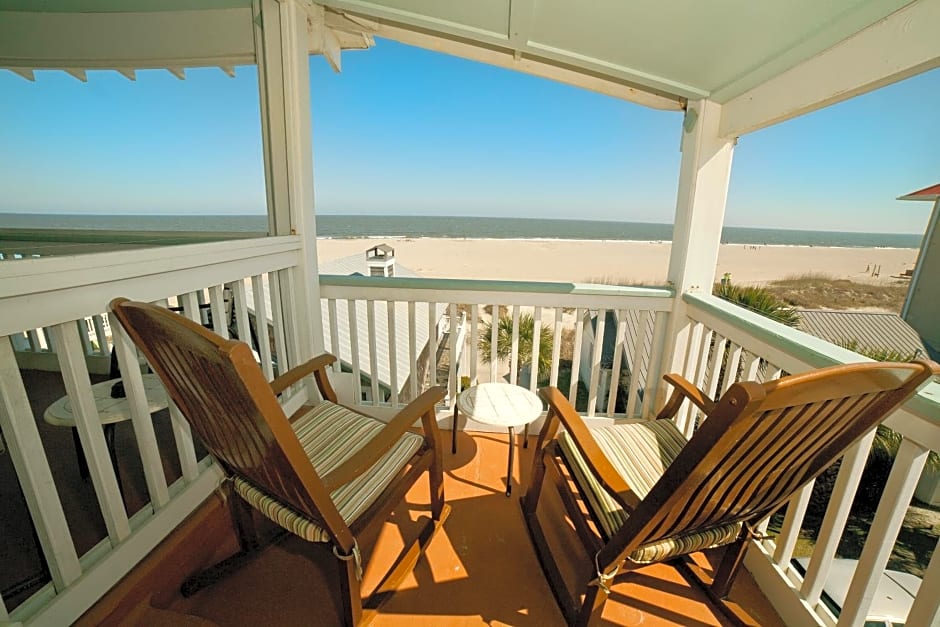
{"left": 713, "top": 282, "right": 800, "bottom": 327}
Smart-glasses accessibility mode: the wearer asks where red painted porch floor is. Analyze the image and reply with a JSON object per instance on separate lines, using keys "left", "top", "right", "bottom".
{"left": 165, "top": 430, "right": 783, "bottom": 626}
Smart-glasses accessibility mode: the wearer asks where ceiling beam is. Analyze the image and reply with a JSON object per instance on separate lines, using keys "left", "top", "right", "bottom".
{"left": 329, "top": 11, "right": 683, "bottom": 111}
{"left": 8, "top": 68, "right": 34, "bottom": 81}
{"left": 720, "top": 0, "right": 940, "bottom": 138}
{"left": 307, "top": 4, "right": 343, "bottom": 72}
{"left": 0, "top": 9, "right": 255, "bottom": 71}
{"left": 508, "top": 0, "right": 535, "bottom": 60}
{"left": 318, "top": 0, "right": 696, "bottom": 105}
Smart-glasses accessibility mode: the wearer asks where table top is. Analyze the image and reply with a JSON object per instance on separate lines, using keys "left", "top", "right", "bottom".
{"left": 456, "top": 382, "right": 543, "bottom": 428}
{"left": 43, "top": 373, "right": 169, "bottom": 427}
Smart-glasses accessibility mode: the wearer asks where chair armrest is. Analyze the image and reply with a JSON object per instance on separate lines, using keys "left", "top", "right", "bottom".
{"left": 322, "top": 386, "right": 445, "bottom": 492}
{"left": 655, "top": 373, "right": 716, "bottom": 420}
{"left": 270, "top": 354, "right": 338, "bottom": 401}
{"left": 539, "top": 386, "right": 638, "bottom": 509}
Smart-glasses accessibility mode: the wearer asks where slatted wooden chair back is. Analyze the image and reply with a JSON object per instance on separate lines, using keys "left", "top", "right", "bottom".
{"left": 110, "top": 298, "right": 339, "bottom": 528}
{"left": 611, "top": 360, "right": 936, "bottom": 560}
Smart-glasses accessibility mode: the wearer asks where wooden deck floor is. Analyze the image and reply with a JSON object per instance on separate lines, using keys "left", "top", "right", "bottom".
{"left": 168, "top": 431, "right": 784, "bottom": 626}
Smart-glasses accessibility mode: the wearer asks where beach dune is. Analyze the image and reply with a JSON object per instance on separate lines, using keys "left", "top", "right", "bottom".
{"left": 317, "top": 238, "right": 918, "bottom": 286}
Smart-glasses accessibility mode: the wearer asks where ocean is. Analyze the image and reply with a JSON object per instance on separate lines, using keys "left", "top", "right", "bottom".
{"left": 0, "top": 213, "right": 923, "bottom": 249}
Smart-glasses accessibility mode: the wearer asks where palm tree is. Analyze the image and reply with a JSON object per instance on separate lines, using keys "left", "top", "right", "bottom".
{"left": 479, "top": 313, "right": 553, "bottom": 382}
{"left": 713, "top": 281, "right": 800, "bottom": 327}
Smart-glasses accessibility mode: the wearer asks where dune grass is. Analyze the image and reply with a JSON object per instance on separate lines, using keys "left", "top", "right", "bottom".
{"left": 763, "top": 275, "right": 909, "bottom": 312}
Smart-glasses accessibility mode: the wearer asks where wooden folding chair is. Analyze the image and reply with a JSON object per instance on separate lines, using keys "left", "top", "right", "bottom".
{"left": 109, "top": 298, "right": 449, "bottom": 626}
{"left": 522, "top": 359, "right": 939, "bottom": 626}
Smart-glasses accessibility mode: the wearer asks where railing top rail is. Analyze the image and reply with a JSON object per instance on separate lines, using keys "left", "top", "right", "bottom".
{"left": 320, "top": 274, "right": 674, "bottom": 299}
{"left": 0, "top": 227, "right": 263, "bottom": 247}
{"left": 684, "top": 291, "right": 940, "bottom": 421}
{"left": 1, "top": 236, "right": 299, "bottom": 298}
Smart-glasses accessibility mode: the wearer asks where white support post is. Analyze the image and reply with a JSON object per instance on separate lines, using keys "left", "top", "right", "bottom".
{"left": 255, "top": 0, "right": 324, "bottom": 374}
{"left": 657, "top": 100, "right": 735, "bottom": 405}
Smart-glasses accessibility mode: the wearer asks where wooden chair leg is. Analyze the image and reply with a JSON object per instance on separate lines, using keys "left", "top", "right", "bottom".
{"left": 521, "top": 446, "right": 551, "bottom": 516}
{"left": 429, "top": 449, "right": 445, "bottom": 522}
{"left": 337, "top": 549, "right": 364, "bottom": 627}
{"left": 576, "top": 582, "right": 608, "bottom": 627}
{"left": 711, "top": 539, "right": 749, "bottom": 599}
{"left": 180, "top": 490, "right": 262, "bottom": 598}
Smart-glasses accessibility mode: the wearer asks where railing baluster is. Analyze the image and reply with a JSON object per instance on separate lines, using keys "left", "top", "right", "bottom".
{"left": 587, "top": 309, "right": 606, "bottom": 418}
{"left": 530, "top": 306, "right": 542, "bottom": 394}
{"left": 408, "top": 301, "right": 418, "bottom": 400}
{"left": 741, "top": 352, "right": 761, "bottom": 381}
{"left": 448, "top": 303, "right": 458, "bottom": 407}
{"left": 704, "top": 334, "right": 728, "bottom": 401}
{"left": 676, "top": 322, "right": 705, "bottom": 435}
{"left": 27, "top": 328, "right": 41, "bottom": 352}
{"left": 569, "top": 309, "right": 585, "bottom": 406}
{"left": 0, "top": 337, "right": 82, "bottom": 589}
{"left": 550, "top": 308, "right": 562, "bottom": 388}
{"left": 268, "top": 273, "right": 290, "bottom": 377}
{"left": 470, "top": 304, "right": 479, "bottom": 385}
{"left": 773, "top": 482, "right": 814, "bottom": 567}
{"left": 93, "top": 314, "right": 108, "bottom": 355}
{"left": 838, "top": 439, "right": 929, "bottom": 626}
{"left": 367, "top": 300, "right": 379, "bottom": 406}
{"left": 50, "top": 323, "right": 130, "bottom": 544}
{"left": 43, "top": 326, "right": 56, "bottom": 352}
{"left": 387, "top": 300, "right": 399, "bottom": 408}
{"left": 250, "top": 275, "right": 274, "bottom": 381}
{"left": 642, "top": 310, "right": 668, "bottom": 419}
{"left": 801, "top": 431, "right": 875, "bottom": 607}
{"left": 228, "top": 281, "right": 252, "bottom": 352}
{"left": 328, "top": 299, "right": 340, "bottom": 373}
{"left": 489, "top": 304, "right": 498, "bottom": 383}
{"left": 720, "top": 343, "right": 743, "bottom": 395}
{"left": 348, "top": 299, "right": 361, "bottom": 405}
{"left": 428, "top": 302, "right": 438, "bottom": 388}
{"left": 509, "top": 305, "right": 521, "bottom": 386}
{"left": 906, "top": 535, "right": 940, "bottom": 626}
{"left": 166, "top": 294, "right": 201, "bottom": 480}
{"left": 625, "top": 310, "right": 651, "bottom": 419}
{"left": 111, "top": 321, "right": 170, "bottom": 508}
{"left": 208, "top": 284, "right": 228, "bottom": 339}
{"left": 604, "top": 310, "right": 625, "bottom": 417}
{"left": 78, "top": 319, "right": 94, "bottom": 356}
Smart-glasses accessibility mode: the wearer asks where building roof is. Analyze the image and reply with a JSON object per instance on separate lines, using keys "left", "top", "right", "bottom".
{"left": 898, "top": 183, "right": 940, "bottom": 202}
{"left": 320, "top": 252, "right": 440, "bottom": 397}
{"left": 796, "top": 309, "right": 929, "bottom": 359}
{"left": 320, "top": 250, "right": 420, "bottom": 279}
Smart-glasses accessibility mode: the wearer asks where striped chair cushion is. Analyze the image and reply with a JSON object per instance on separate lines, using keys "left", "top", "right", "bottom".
{"left": 234, "top": 401, "right": 424, "bottom": 543}
{"left": 558, "top": 419, "right": 742, "bottom": 564}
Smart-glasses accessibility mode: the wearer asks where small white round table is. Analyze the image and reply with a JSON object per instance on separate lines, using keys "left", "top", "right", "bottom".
{"left": 453, "top": 382, "right": 543, "bottom": 496}
{"left": 43, "top": 374, "right": 169, "bottom": 489}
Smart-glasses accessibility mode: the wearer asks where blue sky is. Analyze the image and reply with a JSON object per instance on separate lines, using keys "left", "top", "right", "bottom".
{"left": 1, "top": 38, "right": 937, "bottom": 234}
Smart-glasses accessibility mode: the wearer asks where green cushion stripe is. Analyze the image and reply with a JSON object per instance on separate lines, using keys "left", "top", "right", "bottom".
{"left": 234, "top": 401, "right": 424, "bottom": 543}
{"left": 559, "top": 420, "right": 741, "bottom": 562}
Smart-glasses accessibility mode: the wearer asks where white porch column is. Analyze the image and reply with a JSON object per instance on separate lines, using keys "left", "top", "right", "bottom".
{"left": 255, "top": 0, "right": 325, "bottom": 364}
{"left": 657, "top": 99, "right": 735, "bottom": 402}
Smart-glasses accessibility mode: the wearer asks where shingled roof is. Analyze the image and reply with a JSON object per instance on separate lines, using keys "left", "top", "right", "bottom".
{"left": 796, "top": 309, "right": 929, "bottom": 358}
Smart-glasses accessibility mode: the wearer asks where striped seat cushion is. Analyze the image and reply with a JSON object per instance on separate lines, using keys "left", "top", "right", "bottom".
{"left": 558, "top": 419, "right": 742, "bottom": 564}
{"left": 234, "top": 401, "right": 424, "bottom": 543}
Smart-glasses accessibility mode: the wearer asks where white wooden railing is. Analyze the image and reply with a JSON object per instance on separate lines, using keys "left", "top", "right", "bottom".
{"left": 318, "top": 275, "right": 674, "bottom": 426}
{"left": 682, "top": 292, "right": 940, "bottom": 627}
{"left": 0, "top": 236, "right": 307, "bottom": 625}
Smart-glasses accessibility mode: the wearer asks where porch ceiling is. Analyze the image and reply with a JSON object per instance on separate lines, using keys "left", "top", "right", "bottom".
{"left": 2, "top": 0, "right": 938, "bottom": 135}
{"left": 319, "top": 0, "right": 909, "bottom": 102}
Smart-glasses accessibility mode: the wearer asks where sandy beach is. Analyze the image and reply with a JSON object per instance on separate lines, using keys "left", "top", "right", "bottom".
{"left": 317, "top": 238, "right": 918, "bottom": 285}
